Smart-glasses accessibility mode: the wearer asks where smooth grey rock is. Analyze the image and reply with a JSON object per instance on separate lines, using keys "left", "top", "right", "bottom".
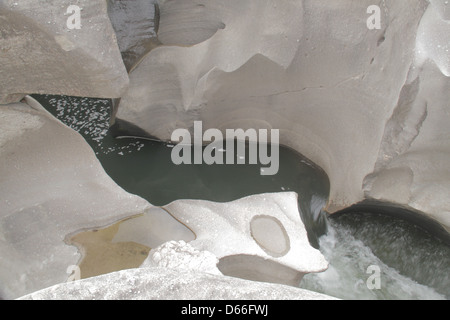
{"left": 112, "top": 207, "right": 196, "bottom": 248}
{"left": 162, "top": 193, "right": 329, "bottom": 286}
{"left": 429, "top": 0, "right": 450, "bottom": 20}
{"left": 0, "top": 97, "right": 151, "bottom": 299}
{"left": 364, "top": 3, "right": 450, "bottom": 232}
{"left": 364, "top": 61, "right": 450, "bottom": 232}
{"left": 107, "top": 0, "right": 160, "bottom": 72}
{"left": 115, "top": 0, "right": 450, "bottom": 233}
{"left": 112, "top": 193, "right": 328, "bottom": 287}
{"left": 0, "top": 0, "right": 128, "bottom": 103}
{"left": 157, "top": 0, "right": 226, "bottom": 46}
{"left": 0, "top": 94, "right": 25, "bottom": 105}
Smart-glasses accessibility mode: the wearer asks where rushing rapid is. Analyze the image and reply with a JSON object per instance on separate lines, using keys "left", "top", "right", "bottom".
{"left": 301, "top": 209, "right": 450, "bottom": 300}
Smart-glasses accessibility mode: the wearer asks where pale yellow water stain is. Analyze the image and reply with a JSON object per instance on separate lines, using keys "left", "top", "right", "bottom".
{"left": 69, "top": 217, "right": 151, "bottom": 280}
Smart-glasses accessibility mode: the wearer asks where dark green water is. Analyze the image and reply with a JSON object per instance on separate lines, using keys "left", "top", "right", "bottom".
{"left": 32, "top": 94, "right": 330, "bottom": 247}
{"left": 32, "top": 94, "right": 450, "bottom": 300}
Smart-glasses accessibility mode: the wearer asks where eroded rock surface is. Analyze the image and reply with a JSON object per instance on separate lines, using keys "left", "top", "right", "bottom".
{"left": 0, "top": 0, "right": 128, "bottom": 103}
{"left": 18, "top": 267, "right": 338, "bottom": 300}
{"left": 116, "top": 0, "right": 450, "bottom": 232}
{"left": 73, "top": 192, "right": 328, "bottom": 288}
{"left": 0, "top": 98, "right": 151, "bottom": 299}
{"left": 364, "top": 2, "right": 450, "bottom": 232}
{"left": 162, "top": 193, "right": 328, "bottom": 286}
{"left": 107, "top": 0, "right": 160, "bottom": 72}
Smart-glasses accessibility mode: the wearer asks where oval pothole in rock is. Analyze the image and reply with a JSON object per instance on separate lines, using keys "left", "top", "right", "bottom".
{"left": 250, "top": 215, "right": 290, "bottom": 257}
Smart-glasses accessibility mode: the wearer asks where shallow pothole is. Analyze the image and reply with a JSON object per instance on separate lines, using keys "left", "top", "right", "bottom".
{"left": 69, "top": 219, "right": 151, "bottom": 280}
{"left": 250, "top": 215, "right": 290, "bottom": 257}
{"left": 70, "top": 207, "right": 196, "bottom": 280}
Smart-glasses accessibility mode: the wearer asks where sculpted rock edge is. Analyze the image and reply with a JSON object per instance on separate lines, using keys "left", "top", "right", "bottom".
{"left": 18, "top": 267, "right": 339, "bottom": 300}
{"left": 116, "top": 0, "right": 450, "bottom": 233}
{"left": 0, "top": 98, "right": 151, "bottom": 299}
{"left": 0, "top": 0, "right": 129, "bottom": 103}
{"left": 0, "top": 98, "right": 329, "bottom": 299}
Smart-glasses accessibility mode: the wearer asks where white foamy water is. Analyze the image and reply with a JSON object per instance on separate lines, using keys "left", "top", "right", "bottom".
{"left": 41, "top": 95, "right": 145, "bottom": 156}
{"left": 300, "top": 218, "right": 448, "bottom": 300}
